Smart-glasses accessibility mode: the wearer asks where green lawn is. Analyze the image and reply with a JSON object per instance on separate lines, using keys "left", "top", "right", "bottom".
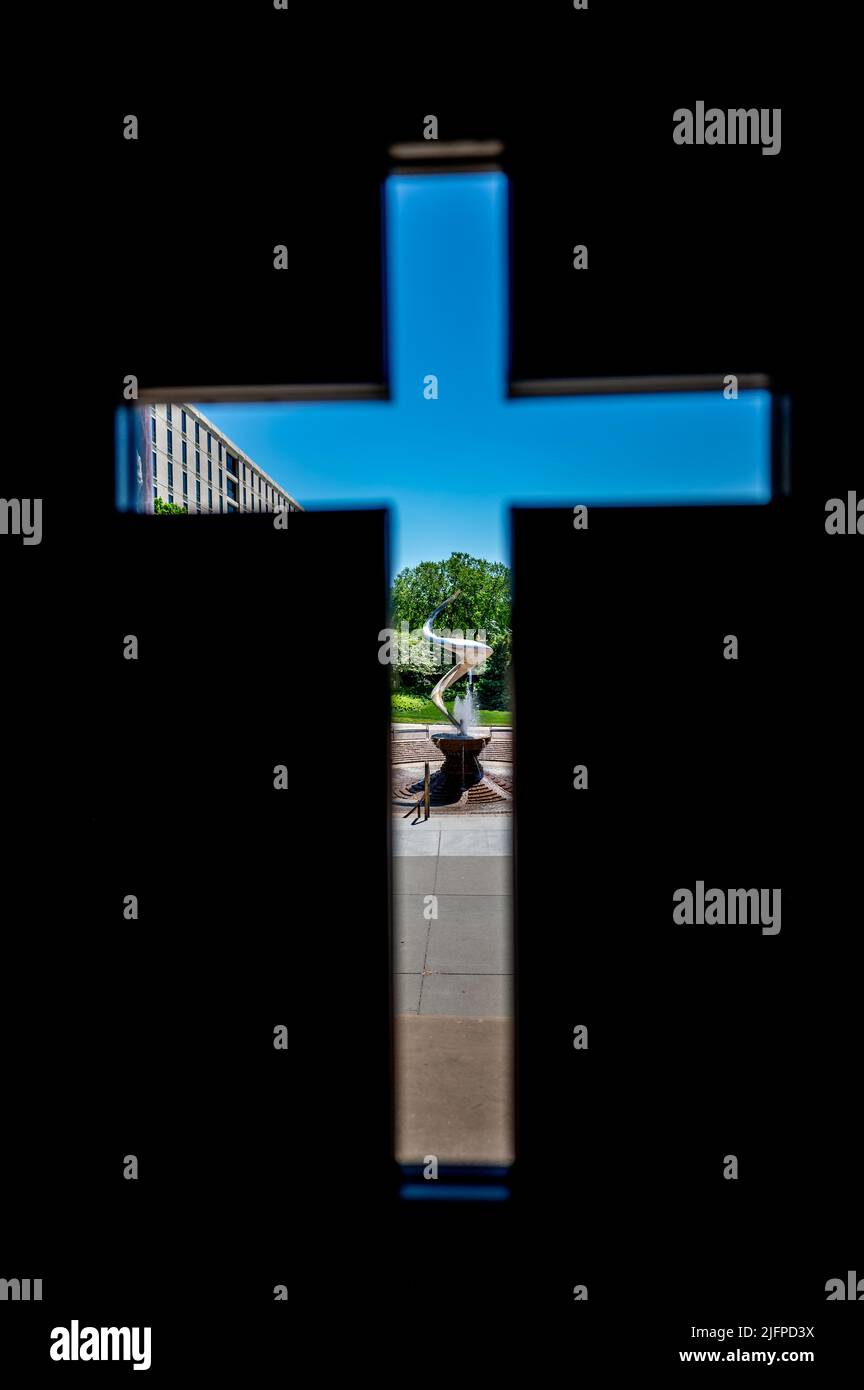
{"left": 392, "top": 698, "right": 511, "bottom": 726}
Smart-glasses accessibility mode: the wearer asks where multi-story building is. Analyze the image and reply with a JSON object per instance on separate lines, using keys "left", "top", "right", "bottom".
{"left": 149, "top": 402, "right": 302, "bottom": 515}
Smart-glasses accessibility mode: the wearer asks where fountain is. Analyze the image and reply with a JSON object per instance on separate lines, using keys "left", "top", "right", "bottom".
{"left": 422, "top": 592, "right": 494, "bottom": 794}
{"left": 392, "top": 591, "right": 512, "bottom": 811}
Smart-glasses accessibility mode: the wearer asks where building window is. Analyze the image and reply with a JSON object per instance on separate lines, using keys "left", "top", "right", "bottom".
{"left": 182, "top": 440, "right": 187, "bottom": 464}
{"left": 218, "top": 442, "right": 222, "bottom": 462}
{"left": 219, "top": 497, "right": 223, "bottom": 512}
{"left": 151, "top": 450, "right": 157, "bottom": 481}
{"left": 196, "top": 479, "right": 201, "bottom": 503}
{"left": 207, "top": 459, "right": 212, "bottom": 481}
{"left": 218, "top": 469, "right": 223, "bottom": 489}
{"left": 167, "top": 429, "right": 173, "bottom": 457}
{"left": 167, "top": 461, "right": 174, "bottom": 488}
{"left": 182, "top": 471, "right": 188, "bottom": 497}
{"left": 168, "top": 492, "right": 174, "bottom": 505}
{"left": 208, "top": 488, "right": 213, "bottom": 510}
{"left": 181, "top": 409, "right": 187, "bottom": 434}
{"left": 150, "top": 415, "right": 156, "bottom": 441}
{"left": 243, "top": 488, "right": 247, "bottom": 507}
{"left": 195, "top": 450, "right": 200, "bottom": 474}
{"left": 227, "top": 477, "right": 238, "bottom": 501}
{"left": 195, "top": 422, "right": 200, "bottom": 445}
{"left": 166, "top": 404, "right": 172, "bottom": 422}
{"left": 207, "top": 432, "right": 212, "bottom": 454}
{"left": 153, "top": 485, "right": 157, "bottom": 505}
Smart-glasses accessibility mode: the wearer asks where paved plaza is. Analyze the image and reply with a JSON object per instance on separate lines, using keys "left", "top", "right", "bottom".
{"left": 393, "top": 813, "right": 513, "bottom": 1018}
{"left": 393, "top": 810, "right": 514, "bottom": 1164}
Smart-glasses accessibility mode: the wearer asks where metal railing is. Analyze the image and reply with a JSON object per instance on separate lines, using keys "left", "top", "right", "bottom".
{"left": 391, "top": 724, "right": 512, "bottom": 739}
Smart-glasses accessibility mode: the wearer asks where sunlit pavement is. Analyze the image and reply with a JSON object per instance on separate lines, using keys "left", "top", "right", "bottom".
{"left": 393, "top": 815, "right": 514, "bottom": 1164}
{"left": 393, "top": 815, "right": 512, "bottom": 1018}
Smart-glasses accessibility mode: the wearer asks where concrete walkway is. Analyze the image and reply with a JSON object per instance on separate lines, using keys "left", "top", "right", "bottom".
{"left": 393, "top": 812, "right": 515, "bottom": 1163}
{"left": 395, "top": 1016, "right": 514, "bottom": 1164}
{"left": 393, "top": 814, "right": 513, "bottom": 1017}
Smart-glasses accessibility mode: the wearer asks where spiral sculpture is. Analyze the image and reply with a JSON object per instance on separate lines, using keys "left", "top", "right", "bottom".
{"left": 422, "top": 590, "right": 493, "bottom": 732}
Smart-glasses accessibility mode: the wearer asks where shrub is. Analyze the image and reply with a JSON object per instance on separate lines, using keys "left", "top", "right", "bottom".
{"left": 392, "top": 692, "right": 434, "bottom": 713}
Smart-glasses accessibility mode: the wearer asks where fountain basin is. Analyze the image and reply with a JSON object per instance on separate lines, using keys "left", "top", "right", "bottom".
{"left": 430, "top": 732, "right": 491, "bottom": 787}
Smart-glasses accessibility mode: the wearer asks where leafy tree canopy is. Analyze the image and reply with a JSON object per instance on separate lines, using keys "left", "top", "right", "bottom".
{"left": 390, "top": 552, "right": 511, "bottom": 638}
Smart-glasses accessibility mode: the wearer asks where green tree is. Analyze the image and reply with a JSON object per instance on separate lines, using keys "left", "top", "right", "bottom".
{"left": 390, "top": 553, "right": 512, "bottom": 709}
{"left": 154, "top": 496, "right": 187, "bottom": 515}
{"left": 390, "top": 552, "right": 510, "bottom": 638}
{"left": 474, "top": 629, "right": 512, "bottom": 711}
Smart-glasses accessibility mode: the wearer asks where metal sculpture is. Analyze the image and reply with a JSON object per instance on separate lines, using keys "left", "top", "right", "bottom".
{"left": 422, "top": 591, "right": 493, "bottom": 732}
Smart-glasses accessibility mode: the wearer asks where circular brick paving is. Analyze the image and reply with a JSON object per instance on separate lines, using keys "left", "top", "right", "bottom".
{"left": 393, "top": 760, "right": 513, "bottom": 815}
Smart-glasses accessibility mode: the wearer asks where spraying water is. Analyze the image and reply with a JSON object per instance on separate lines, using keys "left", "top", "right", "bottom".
{"left": 452, "top": 686, "right": 479, "bottom": 735}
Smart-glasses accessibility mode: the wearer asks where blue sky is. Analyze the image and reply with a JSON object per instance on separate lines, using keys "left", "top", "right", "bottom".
{"left": 197, "top": 171, "right": 771, "bottom": 577}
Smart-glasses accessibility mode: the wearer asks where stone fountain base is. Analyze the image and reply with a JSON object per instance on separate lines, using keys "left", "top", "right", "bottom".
{"left": 430, "top": 732, "right": 491, "bottom": 787}
{"left": 393, "top": 762, "right": 512, "bottom": 812}
{"left": 391, "top": 728, "right": 513, "bottom": 811}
